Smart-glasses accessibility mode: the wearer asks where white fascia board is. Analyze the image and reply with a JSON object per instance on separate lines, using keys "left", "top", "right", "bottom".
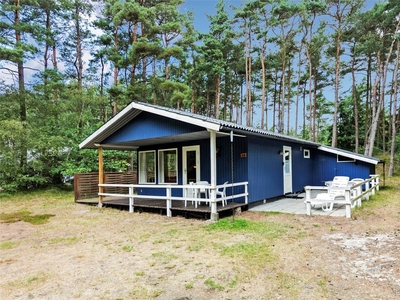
{"left": 132, "top": 102, "right": 221, "bottom": 132}
{"left": 79, "top": 103, "right": 135, "bottom": 149}
{"left": 318, "top": 146, "right": 379, "bottom": 165}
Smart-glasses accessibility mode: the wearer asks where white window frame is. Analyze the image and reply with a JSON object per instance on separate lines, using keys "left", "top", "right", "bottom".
{"left": 158, "top": 148, "right": 178, "bottom": 184}
{"left": 337, "top": 155, "right": 355, "bottom": 163}
{"left": 138, "top": 150, "right": 156, "bottom": 184}
{"left": 303, "top": 149, "right": 310, "bottom": 159}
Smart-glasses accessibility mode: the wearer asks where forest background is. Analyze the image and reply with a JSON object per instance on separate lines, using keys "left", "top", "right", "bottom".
{"left": 0, "top": 0, "right": 399, "bottom": 192}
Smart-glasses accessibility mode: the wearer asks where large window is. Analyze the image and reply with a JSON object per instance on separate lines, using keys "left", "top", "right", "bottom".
{"left": 139, "top": 151, "right": 156, "bottom": 183}
{"left": 158, "top": 149, "right": 177, "bottom": 184}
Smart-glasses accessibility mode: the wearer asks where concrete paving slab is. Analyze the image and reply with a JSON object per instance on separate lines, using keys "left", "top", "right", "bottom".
{"left": 249, "top": 197, "right": 347, "bottom": 217}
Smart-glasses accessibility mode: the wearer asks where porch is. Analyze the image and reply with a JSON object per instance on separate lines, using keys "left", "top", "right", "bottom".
{"left": 76, "top": 196, "right": 247, "bottom": 219}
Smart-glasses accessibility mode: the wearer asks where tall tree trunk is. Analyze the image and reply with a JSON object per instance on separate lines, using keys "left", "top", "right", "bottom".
{"left": 313, "top": 69, "right": 317, "bottom": 141}
{"left": 286, "top": 59, "right": 291, "bottom": 135}
{"left": 351, "top": 54, "right": 359, "bottom": 152}
{"left": 191, "top": 51, "right": 196, "bottom": 113}
{"left": 15, "top": 0, "right": 27, "bottom": 171}
{"left": 260, "top": 46, "right": 266, "bottom": 129}
{"left": 113, "top": 26, "right": 119, "bottom": 116}
{"left": 74, "top": 3, "right": 83, "bottom": 91}
{"left": 365, "top": 19, "right": 400, "bottom": 156}
{"left": 295, "top": 49, "right": 302, "bottom": 137}
{"left": 215, "top": 73, "right": 221, "bottom": 119}
{"left": 389, "top": 41, "right": 399, "bottom": 177}
{"left": 332, "top": 27, "right": 341, "bottom": 148}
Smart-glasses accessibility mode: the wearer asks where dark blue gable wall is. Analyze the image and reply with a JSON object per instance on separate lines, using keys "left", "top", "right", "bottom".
{"left": 312, "top": 152, "right": 375, "bottom": 185}
{"left": 102, "top": 112, "right": 204, "bottom": 144}
{"left": 247, "top": 137, "right": 315, "bottom": 203}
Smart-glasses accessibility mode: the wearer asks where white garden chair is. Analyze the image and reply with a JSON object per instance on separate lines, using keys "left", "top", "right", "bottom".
{"left": 315, "top": 176, "right": 350, "bottom": 211}
{"left": 216, "top": 181, "right": 229, "bottom": 206}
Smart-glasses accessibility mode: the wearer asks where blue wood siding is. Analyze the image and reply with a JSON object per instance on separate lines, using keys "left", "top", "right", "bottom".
{"left": 216, "top": 136, "right": 248, "bottom": 202}
{"left": 312, "top": 152, "right": 374, "bottom": 185}
{"left": 137, "top": 136, "right": 248, "bottom": 201}
{"left": 291, "top": 146, "right": 315, "bottom": 192}
{"left": 247, "top": 137, "right": 315, "bottom": 203}
{"left": 102, "top": 112, "right": 204, "bottom": 144}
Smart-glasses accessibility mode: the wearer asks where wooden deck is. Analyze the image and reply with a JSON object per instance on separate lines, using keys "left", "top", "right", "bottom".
{"left": 76, "top": 197, "right": 247, "bottom": 219}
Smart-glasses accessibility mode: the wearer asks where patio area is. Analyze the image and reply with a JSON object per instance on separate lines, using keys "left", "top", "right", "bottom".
{"left": 250, "top": 193, "right": 347, "bottom": 217}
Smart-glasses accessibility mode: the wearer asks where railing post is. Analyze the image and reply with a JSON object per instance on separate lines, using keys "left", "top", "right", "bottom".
{"left": 345, "top": 189, "right": 351, "bottom": 218}
{"left": 166, "top": 187, "right": 172, "bottom": 217}
{"left": 370, "top": 176, "right": 376, "bottom": 195}
{"left": 129, "top": 186, "right": 134, "bottom": 213}
{"left": 365, "top": 180, "right": 370, "bottom": 200}
{"left": 245, "top": 183, "right": 248, "bottom": 204}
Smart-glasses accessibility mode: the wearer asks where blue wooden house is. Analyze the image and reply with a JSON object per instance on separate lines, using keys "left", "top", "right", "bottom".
{"left": 79, "top": 101, "right": 383, "bottom": 219}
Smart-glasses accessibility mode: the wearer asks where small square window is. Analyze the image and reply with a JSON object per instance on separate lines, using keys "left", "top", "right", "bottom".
{"left": 303, "top": 149, "right": 310, "bottom": 159}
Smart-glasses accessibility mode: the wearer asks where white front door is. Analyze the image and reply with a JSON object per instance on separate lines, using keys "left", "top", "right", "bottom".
{"left": 283, "top": 146, "right": 292, "bottom": 194}
{"left": 182, "top": 146, "right": 200, "bottom": 185}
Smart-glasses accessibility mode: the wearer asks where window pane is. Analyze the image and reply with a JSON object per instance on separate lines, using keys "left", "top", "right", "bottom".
{"left": 159, "top": 149, "right": 177, "bottom": 183}
{"left": 139, "top": 151, "right": 155, "bottom": 183}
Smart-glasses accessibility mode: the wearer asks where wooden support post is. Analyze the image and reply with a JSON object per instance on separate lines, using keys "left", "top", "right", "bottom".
{"left": 98, "top": 146, "right": 104, "bottom": 207}
{"left": 129, "top": 186, "right": 134, "bottom": 213}
{"left": 209, "top": 130, "right": 218, "bottom": 221}
{"left": 166, "top": 187, "right": 172, "bottom": 217}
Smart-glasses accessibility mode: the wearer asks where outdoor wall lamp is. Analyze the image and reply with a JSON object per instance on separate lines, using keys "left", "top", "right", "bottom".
{"left": 278, "top": 150, "right": 284, "bottom": 156}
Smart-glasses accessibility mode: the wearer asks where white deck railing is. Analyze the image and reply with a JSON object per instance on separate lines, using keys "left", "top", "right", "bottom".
{"left": 98, "top": 182, "right": 249, "bottom": 217}
{"left": 304, "top": 175, "right": 380, "bottom": 218}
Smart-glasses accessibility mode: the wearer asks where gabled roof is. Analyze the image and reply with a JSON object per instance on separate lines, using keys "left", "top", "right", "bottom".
{"left": 79, "top": 101, "right": 319, "bottom": 149}
{"left": 79, "top": 101, "right": 384, "bottom": 165}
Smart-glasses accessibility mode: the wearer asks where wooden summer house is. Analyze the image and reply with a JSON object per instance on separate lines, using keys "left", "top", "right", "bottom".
{"left": 79, "top": 101, "right": 383, "bottom": 220}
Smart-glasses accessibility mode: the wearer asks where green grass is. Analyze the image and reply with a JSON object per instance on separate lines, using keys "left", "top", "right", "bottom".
{"left": 220, "top": 242, "right": 275, "bottom": 264}
{"left": 0, "top": 241, "right": 21, "bottom": 250}
{"left": 48, "top": 236, "right": 80, "bottom": 245}
{"left": 151, "top": 251, "right": 178, "bottom": 265}
{"left": 0, "top": 210, "right": 55, "bottom": 225}
{"left": 204, "top": 277, "right": 225, "bottom": 291}
{"left": 206, "top": 218, "right": 287, "bottom": 238}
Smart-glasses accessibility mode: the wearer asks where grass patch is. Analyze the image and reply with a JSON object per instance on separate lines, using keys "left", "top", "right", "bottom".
{"left": 184, "top": 282, "right": 194, "bottom": 289}
{"left": 129, "top": 286, "right": 165, "bottom": 299}
{"left": 151, "top": 251, "right": 178, "bottom": 265}
{"left": 22, "top": 214, "right": 55, "bottom": 225}
{"left": 221, "top": 242, "right": 275, "bottom": 264}
{"left": 206, "top": 218, "right": 287, "bottom": 238}
{"left": 48, "top": 236, "right": 80, "bottom": 245}
{"left": 0, "top": 210, "right": 31, "bottom": 223}
{"left": 0, "top": 210, "right": 55, "bottom": 225}
{"left": 204, "top": 277, "right": 225, "bottom": 291}
{"left": 122, "top": 245, "right": 134, "bottom": 252}
{"left": 0, "top": 241, "right": 21, "bottom": 250}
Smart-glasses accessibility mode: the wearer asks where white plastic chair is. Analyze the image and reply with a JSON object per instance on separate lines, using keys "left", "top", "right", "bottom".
{"left": 315, "top": 176, "right": 350, "bottom": 211}
{"left": 195, "top": 181, "right": 209, "bottom": 207}
{"left": 184, "top": 182, "right": 196, "bottom": 207}
{"left": 216, "top": 181, "right": 228, "bottom": 207}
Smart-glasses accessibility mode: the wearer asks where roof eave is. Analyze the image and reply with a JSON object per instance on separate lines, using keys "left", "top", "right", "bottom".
{"left": 318, "top": 146, "right": 382, "bottom": 165}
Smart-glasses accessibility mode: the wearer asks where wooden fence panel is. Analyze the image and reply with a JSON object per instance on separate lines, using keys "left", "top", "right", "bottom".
{"left": 74, "top": 172, "right": 137, "bottom": 202}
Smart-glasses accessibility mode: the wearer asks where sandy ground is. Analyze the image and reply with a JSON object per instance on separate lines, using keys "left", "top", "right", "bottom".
{"left": 1, "top": 191, "right": 400, "bottom": 299}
